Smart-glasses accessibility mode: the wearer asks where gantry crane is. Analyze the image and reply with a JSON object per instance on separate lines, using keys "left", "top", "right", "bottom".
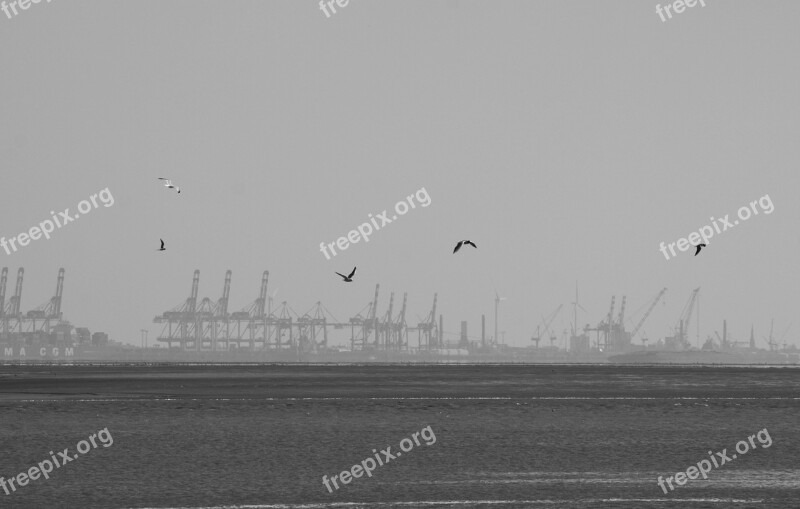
{"left": 153, "top": 269, "right": 200, "bottom": 350}
{"left": 194, "top": 270, "right": 232, "bottom": 351}
{"left": 586, "top": 295, "right": 615, "bottom": 350}
{"left": 616, "top": 296, "right": 626, "bottom": 330}
{"left": 378, "top": 292, "right": 395, "bottom": 349}
{"left": 228, "top": 270, "right": 271, "bottom": 350}
{"left": 378, "top": 291, "right": 409, "bottom": 350}
{"left": 269, "top": 300, "right": 297, "bottom": 349}
{"left": 0, "top": 268, "right": 73, "bottom": 343}
{"left": 212, "top": 270, "right": 232, "bottom": 351}
{"left": 152, "top": 270, "right": 437, "bottom": 354}
{"left": 391, "top": 292, "right": 409, "bottom": 350}
{"left": 2, "top": 268, "right": 24, "bottom": 336}
{"left": 24, "top": 268, "right": 66, "bottom": 335}
{"left": 298, "top": 301, "right": 338, "bottom": 352}
{"left": 415, "top": 293, "right": 438, "bottom": 350}
{"left": 350, "top": 284, "right": 380, "bottom": 350}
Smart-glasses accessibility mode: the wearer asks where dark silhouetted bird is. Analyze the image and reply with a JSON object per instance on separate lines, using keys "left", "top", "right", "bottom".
{"left": 336, "top": 267, "right": 356, "bottom": 282}
{"left": 453, "top": 240, "right": 477, "bottom": 253}
{"left": 694, "top": 243, "right": 706, "bottom": 256}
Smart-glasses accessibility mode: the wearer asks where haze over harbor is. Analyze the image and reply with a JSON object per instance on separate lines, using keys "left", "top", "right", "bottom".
{"left": 2, "top": 1, "right": 799, "bottom": 508}
{"left": 1, "top": 2, "right": 797, "bottom": 351}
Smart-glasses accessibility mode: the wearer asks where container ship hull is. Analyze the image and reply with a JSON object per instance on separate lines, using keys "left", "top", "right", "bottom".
{"left": 608, "top": 349, "right": 800, "bottom": 365}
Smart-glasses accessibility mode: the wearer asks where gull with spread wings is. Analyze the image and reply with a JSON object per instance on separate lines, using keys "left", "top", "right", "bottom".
{"left": 336, "top": 267, "right": 357, "bottom": 282}
{"left": 453, "top": 240, "right": 477, "bottom": 253}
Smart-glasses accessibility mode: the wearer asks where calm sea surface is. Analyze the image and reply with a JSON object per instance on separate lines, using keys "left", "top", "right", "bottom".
{"left": 0, "top": 364, "right": 798, "bottom": 509}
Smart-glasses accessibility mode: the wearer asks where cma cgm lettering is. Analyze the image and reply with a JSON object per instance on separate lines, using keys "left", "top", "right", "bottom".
{"left": 1, "top": 346, "right": 74, "bottom": 358}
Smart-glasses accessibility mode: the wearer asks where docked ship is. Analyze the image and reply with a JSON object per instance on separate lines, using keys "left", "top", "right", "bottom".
{"left": 608, "top": 321, "right": 800, "bottom": 365}
{"left": 607, "top": 349, "right": 799, "bottom": 365}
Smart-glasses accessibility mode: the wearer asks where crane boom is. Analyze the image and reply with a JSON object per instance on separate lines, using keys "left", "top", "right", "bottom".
{"left": 396, "top": 293, "right": 407, "bottom": 326}
{"left": 682, "top": 287, "right": 701, "bottom": 337}
{"left": 188, "top": 270, "right": 199, "bottom": 314}
{"left": 385, "top": 292, "right": 394, "bottom": 323}
{"left": 541, "top": 304, "right": 563, "bottom": 340}
{"left": 217, "top": 270, "right": 232, "bottom": 316}
{"left": 370, "top": 284, "right": 380, "bottom": 321}
{"left": 630, "top": 288, "right": 667, "bottom": 339}
{"left": 255, "top": 271, "right": 268, "bottom": 317}
{"left": 0, "top": 267, "right": 7, "bottom": 316}
{"left": 384, "top": 292, "right": 395, "bottom": 344}
{"left": 606, "top": 296, "right": 615, "bottom": 330}
{"left": 8, "top": 268, "right": 23, "bottom": 315}
{"left": 52, "top": 268, "right": 65, "bottom": 317}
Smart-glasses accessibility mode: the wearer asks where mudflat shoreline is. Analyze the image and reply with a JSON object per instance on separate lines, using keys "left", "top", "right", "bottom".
{"left": 1, "top": 364, "right": 798, "bottom": 401}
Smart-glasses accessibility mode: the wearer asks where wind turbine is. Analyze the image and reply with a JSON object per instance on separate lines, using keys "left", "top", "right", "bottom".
{"left": 494, "top": 290, "right": 507, "bottom": 345}
{"left": 571, "top": 282, "right": 588, "bottom": 337}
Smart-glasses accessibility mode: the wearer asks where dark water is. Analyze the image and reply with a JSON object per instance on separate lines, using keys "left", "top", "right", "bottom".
{"left": 0, "top": 364, "right": 798, "bottom": 508}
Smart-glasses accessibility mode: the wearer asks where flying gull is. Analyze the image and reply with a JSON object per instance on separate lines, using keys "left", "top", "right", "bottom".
{"left": 453, "top": 240, "right": 477, "bottom": 253}
{"left": 336, "top": 267, "right": 356, "bottom": 282}
{"left": 694, "top": 243, "right": 706, "bottom": 256}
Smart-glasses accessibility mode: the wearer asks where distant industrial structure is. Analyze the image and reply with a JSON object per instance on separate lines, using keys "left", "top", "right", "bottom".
{"left": 152, "top": 270, "right": 443, "bottom": 353}
{"left": 0, "top": 267, "right": 110, "bottom": 359}
{"left": 0, "top": 266, "right": 794, "bottom": 364}
{"left": 149, "top": 271, "right": 797, "bottom": 363}
{"left": 563, "top": 289, "right": 656, "bottom": 354}
{"left": 0, "top": 267, "right": 72, "bottom": 342}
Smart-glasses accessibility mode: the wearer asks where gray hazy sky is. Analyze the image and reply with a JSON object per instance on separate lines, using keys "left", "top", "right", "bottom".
{"left": 1, "top": 0, "right": 798, "bottom": 348}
